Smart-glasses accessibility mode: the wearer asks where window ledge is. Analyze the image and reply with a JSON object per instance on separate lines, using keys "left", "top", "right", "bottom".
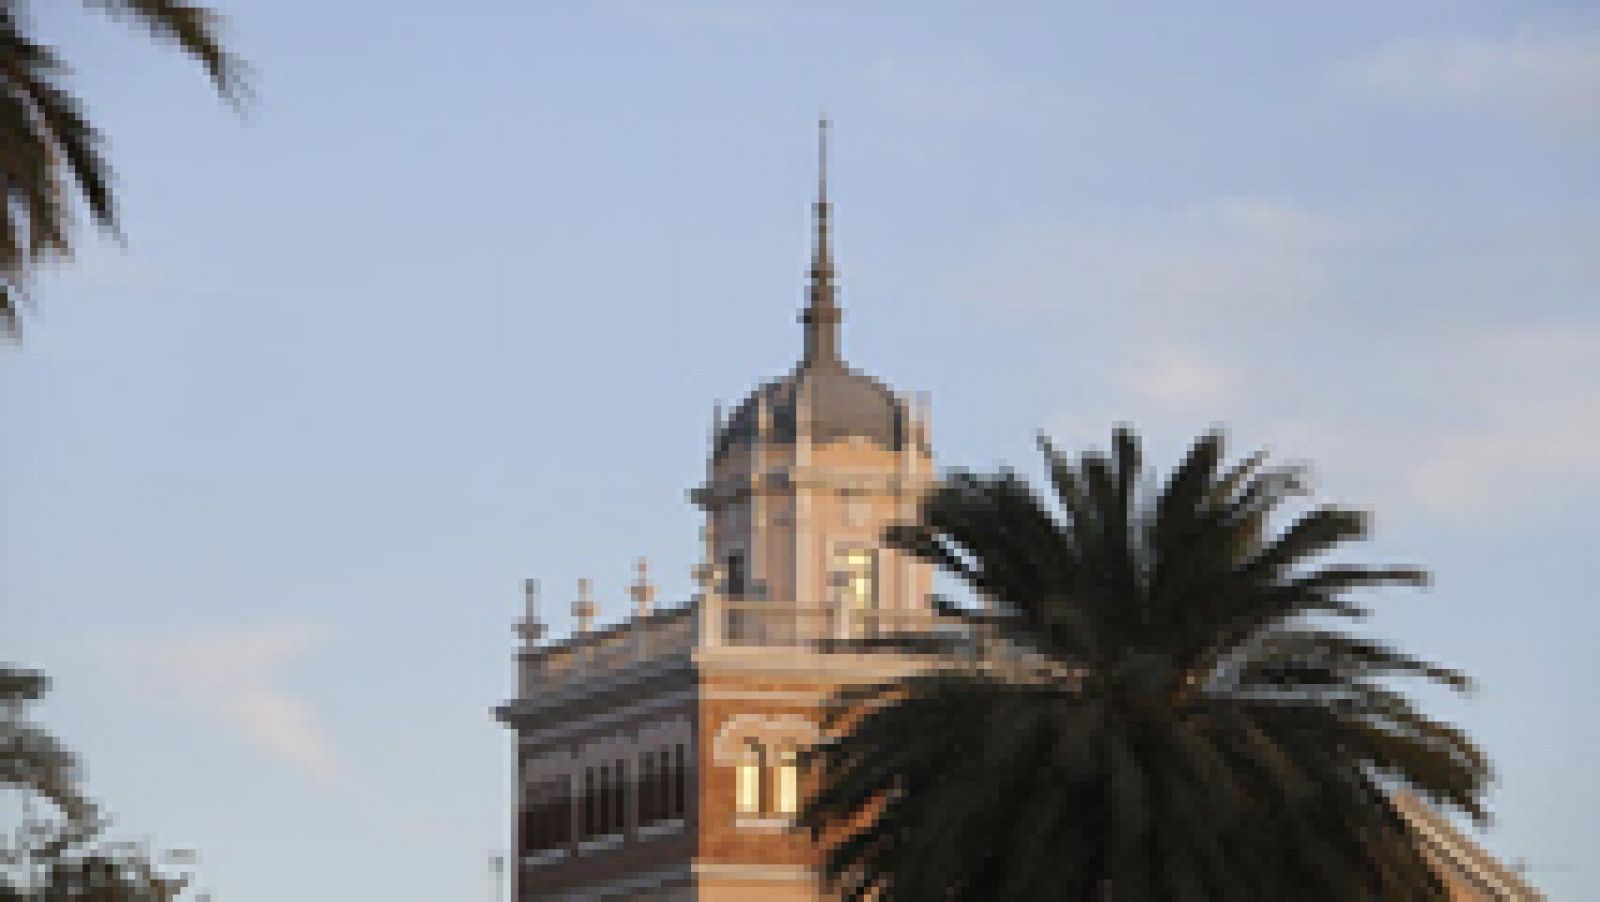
{"left": 577, "top": 833, "right": 626, "bottom": 854}
{"left": 637, "top": 818, "right": 686, "bottom": 839}
{"left": 734, "top": 815, "right": 797, "bottom": 832}
{"left": 522, "top": 848, "right": 569, "bottom": 868}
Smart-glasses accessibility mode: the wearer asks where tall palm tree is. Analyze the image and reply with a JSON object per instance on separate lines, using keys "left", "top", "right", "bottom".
{"left": 802, "top": 428, "right": 1488, "bottom": 900}
{"left": 1, "top": 0, "right": 244, "bottom": 333}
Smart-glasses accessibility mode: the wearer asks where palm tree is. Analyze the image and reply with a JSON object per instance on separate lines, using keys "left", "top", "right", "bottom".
{"left": 1, "top": 0, "right": 244, "bottom": 333}
{"left": 2, "top": 666, "right": 196, "bottom": 898}
{"left": 802, "top": 427, "right": 1489, "bottom": 900}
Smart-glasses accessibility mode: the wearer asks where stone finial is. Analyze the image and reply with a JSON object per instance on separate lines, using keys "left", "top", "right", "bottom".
{"left": 629, "top": 557, "right": 656, "bottom": 618}
{"left": 693, "top": 559, "right": 724, "bottom": 598}
{"left": 514, "top": 577, "right": 546, "bottom": 646}
{"left": 573, "top": 578, "right": 596, "bottom": 635}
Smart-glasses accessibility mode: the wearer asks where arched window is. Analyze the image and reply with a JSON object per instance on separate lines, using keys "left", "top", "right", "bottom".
{"left": 775, "top": 749, "right": 800, "bottom": 816}
{"left": 735, "top": 740, "right": 764, "bottom": 814}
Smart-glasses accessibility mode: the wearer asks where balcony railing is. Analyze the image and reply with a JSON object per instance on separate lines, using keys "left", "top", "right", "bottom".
{"left": 520, "top": 606, "right": 696, "bottom": 697}
{"left": 721, "top": 602, "right": 974, "bottom": 651}
{"left": 517, "top": 600, "right": 990, "bottom": 699}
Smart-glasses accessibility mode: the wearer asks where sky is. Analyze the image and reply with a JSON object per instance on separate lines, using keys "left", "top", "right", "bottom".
{"left": 2, "top": 1, "right": 1597, "bottom": 898}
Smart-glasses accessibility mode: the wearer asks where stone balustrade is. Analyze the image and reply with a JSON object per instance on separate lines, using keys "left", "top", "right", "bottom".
{"left": 518, "top": 600, "right": 999, "bottom": 700}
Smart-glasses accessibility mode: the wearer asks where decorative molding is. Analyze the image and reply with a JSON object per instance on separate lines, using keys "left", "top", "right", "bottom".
{"left": 517, "top": 689, "right": 694, "bottom": 749}
{"left": 701, "top": 688, "right": 830, "bottom": 703}
{"left": 522, "top": 749, "right": 578, "bottom": 784}
{"left": 691, "top": 861, "right": 816, "bottom": 883}
{"left": 551, "top": 864, "right": 694, "bottom": 901}
{"left": 711, "top": 712, "right": 819, "bottom": 765}
{"left": 734, "top": 815, "right": 798, "bottom": 833}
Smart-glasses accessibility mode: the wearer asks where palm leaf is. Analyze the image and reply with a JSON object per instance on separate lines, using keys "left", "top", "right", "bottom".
{"left": 805, "top": 427, "right": 1487, "bottom": 900}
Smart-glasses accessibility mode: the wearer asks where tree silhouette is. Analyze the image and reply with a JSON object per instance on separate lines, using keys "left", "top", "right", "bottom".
{"left": 2, "top": 666, "right": 200, "bottom": 899}
{"left": 0, "top": 0, "right": 245, "bottom": 333}
{"left": 803, "top": 427, "right": 1488, "bottom": 900}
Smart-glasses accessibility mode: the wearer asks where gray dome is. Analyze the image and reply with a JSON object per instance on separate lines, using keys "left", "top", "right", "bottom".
{"left": 715, "top": 358, "right": 906, "bottom": 458}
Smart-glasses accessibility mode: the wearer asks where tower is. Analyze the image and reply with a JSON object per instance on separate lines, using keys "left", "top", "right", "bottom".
{"left": 694, "top": 117, "right": 935, "bottom": 648}
{"left": 498, "top": 122, "right": 944, "bottom": 901}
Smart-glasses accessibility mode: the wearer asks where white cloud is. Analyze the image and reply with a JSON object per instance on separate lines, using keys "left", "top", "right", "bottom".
{"left": 95, "top": 622, "right": 341, "bottom": 783}
{"left": 1336, "top": 28, "right": 1600, "bottom": 132}
{"left": 1307, "top": 324, "right": 1600, "bottom": 518}
{"left": 964, "top": 198, "right": 1382, "bottom": 329}
{"left": 958, "top": 200, "right": 1600, "bottom": 523}
{"left": 1118, "top": 349, "right": 1238, "bottom": 408}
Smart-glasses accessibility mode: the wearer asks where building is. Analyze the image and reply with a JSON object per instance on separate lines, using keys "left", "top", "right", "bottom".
{"left": 497, "top": 120, "right": 942, "bottom": 901}
{"left": 494, "top": 124, "right": 1538, "bottom": 901}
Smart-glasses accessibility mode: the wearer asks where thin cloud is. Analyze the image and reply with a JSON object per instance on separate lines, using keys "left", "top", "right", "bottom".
{"left": 1335, "top": 28, "right": 1600, "bottom": 133}
{"left": 961, "top": 198, "right": 1382, "bottom": 328}
{"left": 958, "top": 200, "right": 1599, "bottom": 523}
{"left": 95, "top": 622, "right": 341, "bottom": 783}
{"left": 1118, "top": 349, "right": 1239, "bottom": 408}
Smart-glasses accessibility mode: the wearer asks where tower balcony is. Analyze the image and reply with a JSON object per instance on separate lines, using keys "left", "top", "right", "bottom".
{"left": 719, "top": 600, "right": 970, "bottom": 650}
{"left": 513, "top": 600, "right": 986, "bottom": 703}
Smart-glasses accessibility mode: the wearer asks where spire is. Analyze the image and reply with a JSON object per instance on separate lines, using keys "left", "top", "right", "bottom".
{"left": 802, "top": 116, "right": 842, "bottom": 365}
{"left": 514, "top": 577, "right": 546, "bottom": 647}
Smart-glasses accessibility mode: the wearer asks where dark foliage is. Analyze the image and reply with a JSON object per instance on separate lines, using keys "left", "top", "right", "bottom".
{"left": 0, "top": 0, "right": 244, "bottom": 333}
{"left": 2, "top": 665, "right": 197, "bottom": 899}
{"left": 802, "top": 427, "right": 1488, "bottom": 901}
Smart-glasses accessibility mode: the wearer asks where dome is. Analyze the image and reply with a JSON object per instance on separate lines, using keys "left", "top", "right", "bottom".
{"left": 715, "top": 357, "right": 907, "bottom": 458}
{"left": 713, "top": 117, "right": 914, "bottom": 460}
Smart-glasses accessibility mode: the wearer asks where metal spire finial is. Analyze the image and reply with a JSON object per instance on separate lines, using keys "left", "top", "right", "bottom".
{"left": 818, "top": 115, "right": 829, "bottom": 208}
{"left": 803, "top": 115, "right": 841, "bottom": 364}
{"left": 515, "top": 578, "right": 545, "bottom": 646}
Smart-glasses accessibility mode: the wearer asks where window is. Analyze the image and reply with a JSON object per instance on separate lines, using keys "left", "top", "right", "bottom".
{"left": 725, "top": 551, "right": 746, "bottom": 597}
{"left": 832, "top": 547, "right": 878, "bottom": 634}
{"left": 671, "top": 744, "right": 687, "bottom": 818}
{"left": 775, "top": 749, "right": 800, "bottom": 816}
{"left": 735, "top": 740, "right": 764, "bottom": 814}
{"left": 602, "top": 761, "right": 617, "bottom": 836}
{"left": 639, "top": 751, "right": 658, "bottom": 824}
{"left": 639, "top": 744, "right": 687, "bottom": 826}
{"left": 521, "top": 776, "right": 572, "bottom": 854}
{"left": 581, "top": 767, "right": 598, "bottom": 839}
{"left": 613, "top": 759, "right": 627, "bottom": 833}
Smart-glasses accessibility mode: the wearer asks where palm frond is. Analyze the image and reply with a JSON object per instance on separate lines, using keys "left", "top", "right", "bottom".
{"left": 0, "top": 1, "right": 244, "bottom": 334}
{"left": 811, "top": 427, "right": 1486, "bottom": 900}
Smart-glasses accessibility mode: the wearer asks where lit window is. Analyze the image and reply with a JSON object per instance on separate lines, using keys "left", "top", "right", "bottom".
{"left": 775, "top": 749, "right": 799, "bottom": 816}
{"left": 832, "top": 548, "right": 878, "bottom": 635}
{"left": 736, "top": 740, "right": 764, "bottom": 814}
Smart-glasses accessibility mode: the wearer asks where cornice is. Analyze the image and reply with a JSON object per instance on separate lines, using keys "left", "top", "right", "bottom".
{"left": 692, "top": 465, "right": 930, "bottom": 508}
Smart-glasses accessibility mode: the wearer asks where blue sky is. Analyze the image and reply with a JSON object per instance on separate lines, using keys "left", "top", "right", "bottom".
{"left": 3, "top": 1, "right": 1597, "bottom": 898}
